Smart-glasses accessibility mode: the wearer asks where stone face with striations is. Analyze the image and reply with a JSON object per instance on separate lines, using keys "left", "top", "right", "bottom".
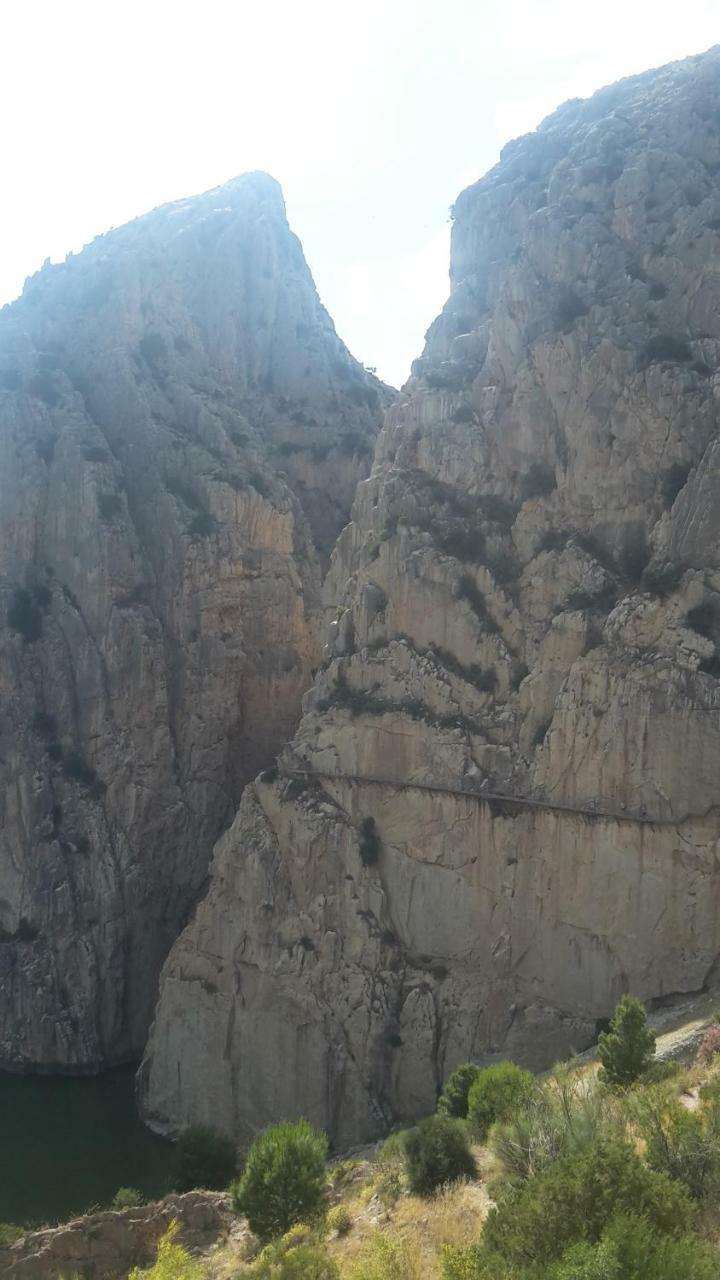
{"left": 141, "top": 48, "right": 720, "bottom": 1148}
{"left": 0, "top": 172, "right": 386, "bottom": 1070}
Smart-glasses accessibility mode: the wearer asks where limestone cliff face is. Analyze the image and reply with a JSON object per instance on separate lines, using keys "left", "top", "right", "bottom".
{"left": 0, "top": 173, "right": 386, "bottom": 1069}
{"left": 141, "top": 49, "right": 720, "bottom": 1146}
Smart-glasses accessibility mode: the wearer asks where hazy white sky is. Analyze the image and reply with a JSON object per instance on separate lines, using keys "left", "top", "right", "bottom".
{"left": 1, "top": 1, "right": 719, "bottom": 386}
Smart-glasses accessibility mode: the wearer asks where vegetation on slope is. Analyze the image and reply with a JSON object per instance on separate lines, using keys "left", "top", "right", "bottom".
{"left": 116, "top": 997, "right": 720, "bottom": 1279}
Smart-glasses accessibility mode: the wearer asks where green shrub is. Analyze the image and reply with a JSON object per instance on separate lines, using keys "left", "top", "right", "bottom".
{"left": 457, "top": 575, "right": 498, "bottom": 631}
{"left": 368, "top": 1136, "right": 404, "bottom": 1203}
{"left": 565, "top": 589, "right": 596, "bottom": 611}
{"left": 97, "top": 492, "right": 123, "bottom": 521}
{"left": 537, "top": 528, "right": 570, "bottom": 554}
{"left": 597, "top": 995, "right": 655, "bottom": 1087}
{"left": 452, "top": 404, "right": 476, "bottom": 424}
{"left": 402, "top": 1113, "right": 476, "bottom": 1195}
{"left": 638, "top": 1059, "right": 681, "bottom": 1085}
{"left": 549, "top": 1214, "right": 718, "bottom": 1280}
{"left": 467, "top": 1062, "right": 535, "bottom": 1140}
{"left": 483, "top": 1137, "right": 694, "bottom": 1267}
{"left": 638, "top": 335, "right": 693, "bottom": 369}
{"left": 346, "top": 1231, "right": 422, "bottom": 1280}
{"left": 8, "top": 586, "right": 43, "bottom": 643}
{"left": 698, "top": 651, "right": 720, "bottom": 677}
{"left": 250, "top": 1222, "right": 318, "bottom": 1274}
{"left": 475, "top": 667, "right": 498, "bottom": 692}
{"left": 490, "top": 1068, "right": 615, "bottom": 1181}
{"left": 642, "top": 561, "right": 684, "bottom": 597}
{"left": 128, "top": 1220, "right": 204, "bottom": 1279}
{"left": 270, "top": 1245, "right": 338, "bottom": 1278}
{"left": 553, "top": 289, "right": 589, "bottom": 333}
{"left": 376, "top": 1130, "right": 405, "bottom": 1165}
{"left": 661, "top": 463, "right": 691, "bottom": 508}
{"left": 441, "top": 1243, "right": 515, "bottom": 1279}
{"left": 488, "top": 550, "right": 518, "bottom": 584}
{"left": 437, "top": 1062, "right": 481, "bottom": 1118}
{"left": 686, "top": 601, "right": 717, "bottom": 640}
{"left": 479, "top": 494, "right": 516, "bottom": 529}
{"left": 437, "top": 524, "right": 487, "bottom": 562}
{"left": 547, "top": 1237, "right": 620, "bottom": 1279}
{"left": 251, "top": 1233, "right": 339, "bottom": 1280}
{"left": 139, "top": 331, "right": 167, "bottom": 365}
{"left": 112, "top": 1186, "right": 144, "bottom": 1209}
{"left": 444, "top": 1215, "right": 717, "bottom": 1280}
{"left": 375, "top": 1167, "right": 403, "bottom": 1206}
{"left": 249, "top": 470, "right": 271, "bottom": 499}
{"left": 0, "top": 1222, "right": 24, "bottom": 1245}
{"left": 32, "top": 710, "right": 57, "bottom": 736}
{"left": 327, "top": 1158, "right": 361, "bottom": 1189}
{"left": 189, "top": 510, "right": 217, "bottom": 538}
{"left": 359, "top": 816, "right": 381, "bottom": 865}
{"left": 633, "top": 1088, "right": 720, "bottom": 1201}
{"left": 521, "top": 462, "right": 556, "bottom": 502}
{"left": 511, "top": 662, "right": 530, "bottom": 690}
{"left": 327, "top": 1204, "right": 352, "bottom": 1235}
{"left": 620, "top": 524, "right": 650, "bottom": 583}
{"left": 232, "top": 1119, "right": 328, "bottom": 1241}
{"left": 175, "top": 1123, "right": 236, "bottom": 1191}
{"left": 371, "top": 1134, "right": 404, "bottom": 1205}
{"left": 62, "top": 750, "right": 100, "bottom": 789}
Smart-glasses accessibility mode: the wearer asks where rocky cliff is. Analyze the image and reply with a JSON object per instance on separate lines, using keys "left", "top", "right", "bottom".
{"left": 0, "top": 173, "right": 386, "bottom": 1070}
{"left": 141, "top": 47, "right": 720, "bottom": 1148}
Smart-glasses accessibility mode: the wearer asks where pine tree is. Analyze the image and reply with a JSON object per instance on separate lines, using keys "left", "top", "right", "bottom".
{"left": 598, "top": 995, "right": 655, "bottom": 1086}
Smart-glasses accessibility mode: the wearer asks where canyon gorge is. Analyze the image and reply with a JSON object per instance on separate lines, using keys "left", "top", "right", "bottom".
{"left": 140, "top": 46, "right": 720, "bottom": 1148}
{"left": 2, "top": 44, "right": 720, "bottom": 1160}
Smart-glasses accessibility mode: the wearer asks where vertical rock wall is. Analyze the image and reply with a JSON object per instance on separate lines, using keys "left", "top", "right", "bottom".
{"left": 141, "top": 49, "right": 720, "bottom": 1146}
{"left": 0, "top": 173, "right": 387, "bottom": 1068}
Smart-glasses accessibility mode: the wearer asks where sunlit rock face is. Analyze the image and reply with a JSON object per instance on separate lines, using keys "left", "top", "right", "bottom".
{"left": 141, "top": 47, "right": 720, "bottom": 1148}
{"left": 0, "top": 172, "right": 387, "bottom": 1069}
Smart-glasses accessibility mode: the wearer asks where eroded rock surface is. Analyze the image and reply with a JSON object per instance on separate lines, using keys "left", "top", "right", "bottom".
{"left": 0, "top": 1191, "right": 236, "bottom": 1280}
{"left": 142, "top": 49, "right": 720, "bottom": 1147}
{"left": 0, "top": 173, "right": 386, "bottom": 1069}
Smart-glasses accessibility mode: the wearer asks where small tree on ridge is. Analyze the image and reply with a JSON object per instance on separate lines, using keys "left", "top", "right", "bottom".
{"left": 598, "top": 995, "right": 655, "bottom": 1087}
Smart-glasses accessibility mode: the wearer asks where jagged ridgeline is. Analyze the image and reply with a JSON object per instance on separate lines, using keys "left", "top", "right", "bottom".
{"left": 142, "top": 48, "right": 720, "bottom": 1149}
{"left": 0, "top": 173, "right": 388, "bottom": 1070}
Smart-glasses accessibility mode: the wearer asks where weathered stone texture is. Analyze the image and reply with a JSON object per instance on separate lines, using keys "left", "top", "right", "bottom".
{"left": 142, "top": 47, "right": 720, "bottom": 1145}
{"left": 0, "top": 1191, "right": 236, "bottom": 1280}
{"left": 0, "top": 173, "right": 386, "bottom": 1069}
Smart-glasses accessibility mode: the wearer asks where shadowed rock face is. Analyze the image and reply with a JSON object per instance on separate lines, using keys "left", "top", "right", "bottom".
{"left": 0, "top": 172, "right": 387, "bottom": 1070}
{"left": 141, "top": 48, "right": 720, "bottom": 1149}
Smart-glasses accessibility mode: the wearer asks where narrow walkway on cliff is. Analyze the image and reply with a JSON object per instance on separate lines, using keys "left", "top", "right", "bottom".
{"left": 279, "top": 767, "right": 702, "bottom": 828}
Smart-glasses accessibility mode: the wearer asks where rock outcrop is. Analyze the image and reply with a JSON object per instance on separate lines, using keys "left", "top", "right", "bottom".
{"left": 141, "top": 48, "right": 720, "bottom": 1149}
{"left": 0, "top": 173, "right": 386, "bottom": 1069}
{"left": 0, "top": 1191, "right": 238, "bottom": 1280}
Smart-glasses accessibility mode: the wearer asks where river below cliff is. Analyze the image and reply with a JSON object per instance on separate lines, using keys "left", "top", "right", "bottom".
{"left": 0, "top": 1065, "right": 176, "bottom": 1226}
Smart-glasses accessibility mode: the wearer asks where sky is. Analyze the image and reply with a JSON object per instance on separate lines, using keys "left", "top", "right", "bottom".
{"left": 1, "top": 1, "right": 719, "bottom": 387}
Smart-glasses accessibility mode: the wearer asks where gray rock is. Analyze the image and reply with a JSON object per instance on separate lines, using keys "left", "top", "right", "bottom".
{"left": 142, "top": 48, "right": 720, "bottom": 1148}
{"left": 0, "top": 173, "right": 389, "bottom": 1069}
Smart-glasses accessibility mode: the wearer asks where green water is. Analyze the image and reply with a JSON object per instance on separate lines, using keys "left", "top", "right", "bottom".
{"left": 0, "top": 1065, "right": 177, "bottom": 1226}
